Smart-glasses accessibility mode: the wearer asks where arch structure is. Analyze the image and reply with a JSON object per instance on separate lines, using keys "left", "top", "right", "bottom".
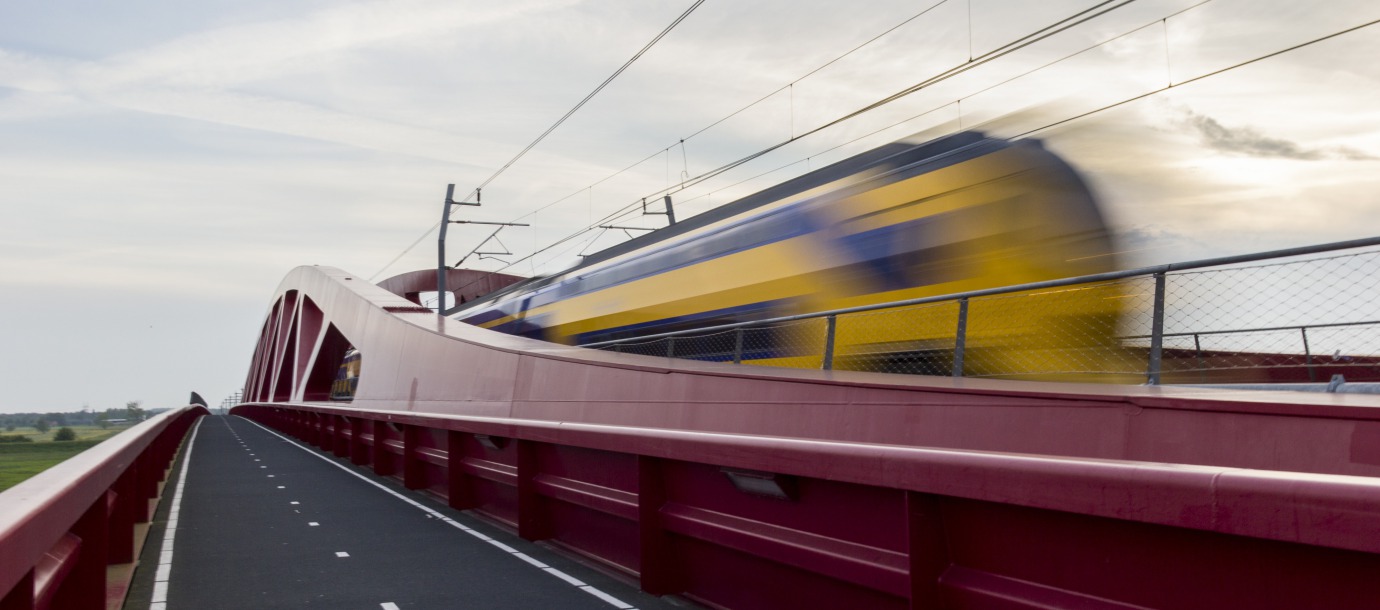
{"left": 234, "top": 265, "right": 1380, "bottom": 609}
{"left": 375, "top": 268, "right": 525, "bottom": 309}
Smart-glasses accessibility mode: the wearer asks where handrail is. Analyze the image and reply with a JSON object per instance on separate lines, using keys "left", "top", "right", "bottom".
{"left": 580, "top": 235, "right": 1380, "bottom": 348}
{"left": 0, "top": 405, "right": 206, "bottom": 608}
{"left": 236, "top": 400, "right": 1380, "bottom": 556}
{"left": 1122, "top": 318, "right": 1380, "bottom": 340}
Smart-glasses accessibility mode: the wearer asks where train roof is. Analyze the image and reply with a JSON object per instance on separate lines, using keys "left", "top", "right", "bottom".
{"left": 453, "top": 130, "right": 1014, "bottom": 313}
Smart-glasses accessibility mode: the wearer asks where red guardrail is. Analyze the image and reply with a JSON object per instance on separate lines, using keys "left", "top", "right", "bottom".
{"left": 0, "top": 407, "right": 206, "bottom": 610}
{"left": 234, "top": 402, "right": 1380, "bottom": 609}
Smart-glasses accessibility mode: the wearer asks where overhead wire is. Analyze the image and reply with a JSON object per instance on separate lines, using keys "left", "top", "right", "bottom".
{"left": 456, "top": 0, "right": 1143, "bottom": 288}
{"left": 368, "top": 0, "right": 706, "bottom": 280}
{"left": 597, "top": 2, "right": 1380, "bottom": 269}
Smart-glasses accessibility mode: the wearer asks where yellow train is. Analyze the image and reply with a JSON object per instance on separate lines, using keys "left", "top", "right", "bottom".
{"left": 455, "top": 131, "right": 1125, "bottom": 379}
{"left": 330, "top": 348, "right": 361, "bottom": 401}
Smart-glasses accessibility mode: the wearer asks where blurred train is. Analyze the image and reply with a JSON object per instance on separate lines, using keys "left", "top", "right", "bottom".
{"left": 452, "top": 131, "right": 1127, "bottom": 379}
{"left": 330, "top": 348, "right": 361, "bottom": 401}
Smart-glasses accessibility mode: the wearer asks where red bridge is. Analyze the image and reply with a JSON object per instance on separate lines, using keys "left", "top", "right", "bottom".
{"left": 6, "top": 264, "right": 1380, "bottom": 609}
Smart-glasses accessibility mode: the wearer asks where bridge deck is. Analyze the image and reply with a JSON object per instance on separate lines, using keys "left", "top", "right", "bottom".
{"left": 125, "top": 415, "right": 673, "bottom": 609}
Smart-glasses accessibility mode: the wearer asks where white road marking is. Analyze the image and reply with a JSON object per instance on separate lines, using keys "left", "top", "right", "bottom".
{"left": 544, "top": 568, "right": 586, "bottom": 587}
{"left": 512, "top": 553, "right": 549, "bottom": 569}
{"left": 581, "top": 586, "right": 636, "bottom": 609}
{"left": 277, "top": 485, "right": 285, "bottom": 489}
{"left": 290, "top": 501, "right": 300, "bottom": 505}
{"left": 148, "top": 417, "right": 204, "bottom": 608}
{"left": 486, "top": 540, "right": 519, "bottom": 554}
{"left": 308, "top": 522, "right": 320, "bottom": 526}
{"left": 336, "top": 551, "right": 350, "bottom": 557}
{"left": 238, "top": 416, "right": 640, "bottom": 610}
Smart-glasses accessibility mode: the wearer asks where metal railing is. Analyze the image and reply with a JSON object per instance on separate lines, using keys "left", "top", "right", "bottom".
{"left": 585, "top": 236, "right": 1380, "bottom": 384}
{"left": 0, "top": 406, "right": 205, "bottom": 610}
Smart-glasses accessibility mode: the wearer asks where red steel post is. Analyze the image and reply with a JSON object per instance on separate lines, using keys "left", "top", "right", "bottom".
{"left": 638, "top": 455, "right": 677, "bottom": 595}
{"left": 516, "top": 440, "right": 548, "bottom": 541}
{"left": 446, "top": 431, "right": 475, "bottom": 510}
{"left": 402, "top": 425, "right": 424, "bottom": 489}
{"left": 49, "top": 493, "right": 109, "bottom": 609}
{"left": 0, "top": 570, "right": 33, "bottom": 610}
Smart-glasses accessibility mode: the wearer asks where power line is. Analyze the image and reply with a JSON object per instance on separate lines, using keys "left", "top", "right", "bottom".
{"left": 461, "top": 0, "right": 1142, "bottom": 286}
{"left": 369, "top": 0, "right": 705, "bottom": 280}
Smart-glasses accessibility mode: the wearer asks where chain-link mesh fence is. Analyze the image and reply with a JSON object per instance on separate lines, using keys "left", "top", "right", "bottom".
{"left": 592, "top": 246, "right": 1380, "bottom": 385}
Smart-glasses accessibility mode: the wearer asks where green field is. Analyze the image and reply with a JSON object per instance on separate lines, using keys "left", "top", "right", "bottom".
{"left": 0, "top": 426, "right": 121, "bottom": 492}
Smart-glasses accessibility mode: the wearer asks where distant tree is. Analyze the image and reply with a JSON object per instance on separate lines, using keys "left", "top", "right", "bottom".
{"left": 53, "top": 427, "right": 77, "bottom": 442}
{"left": 34, "top": 419, "right": 50, "bottom": 434}
{"left": 53, "top": 413, "right": 68, "bottom": 426}
{"left": 126, "top": 401, "right": 146, "bottom": 422}
{"left": 96, "top": 413, "right": 110, "bottom": 430}
{"left": 4, "top": 424, "right": 13, "bottom": 432}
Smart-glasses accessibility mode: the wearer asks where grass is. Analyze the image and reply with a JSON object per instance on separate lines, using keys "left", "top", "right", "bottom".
{"left": 0, "top": 425, "right": 122, "bottom": 492}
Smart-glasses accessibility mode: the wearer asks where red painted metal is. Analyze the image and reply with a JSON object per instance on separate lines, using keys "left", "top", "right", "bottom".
{"left": 233, "top": 265, "right": 1380, "bottom": 608}
{"left": 375, "top": 268, "right": 525, "bottom": 308}
{"left": 0, "top": 407, "right": 206, "bottom": 610}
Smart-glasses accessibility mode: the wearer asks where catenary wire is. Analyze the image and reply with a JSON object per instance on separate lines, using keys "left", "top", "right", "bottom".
{"left": 372, "top": 0, "right": 957, "bottom": 279}
{"left": 367, "top": 0, "right": 705, "bottom": 280}
{"left": 451, "top": 0, "right": 1142, "bottom": 288}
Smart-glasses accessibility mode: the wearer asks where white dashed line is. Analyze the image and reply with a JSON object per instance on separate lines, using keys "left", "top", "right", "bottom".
{"left": 148, "top": 417, "right": 204, "bottom": 609}
{"left": 336, "top": 551, "right": 350, "bottom": 558}
{"left": 238, "top": 416, "right": 639, "bottom": 609}
{"left": 308, "top": 522, "right": 320, "bottom": 527}
{"left": 290, "top": 501, "right": 300, "bottom": 505}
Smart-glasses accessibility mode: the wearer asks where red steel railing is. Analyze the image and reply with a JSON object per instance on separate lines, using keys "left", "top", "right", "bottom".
{"left": 0, "top": 406, "right": 205, "bottom": 610}
{"left": 234, "top": 402, "right": 1380, "bottom": 609}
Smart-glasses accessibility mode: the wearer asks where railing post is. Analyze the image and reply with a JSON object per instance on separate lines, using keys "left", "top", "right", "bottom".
{"left": 822, "top": 315, "right": 837, "bottom": 370}
{"left": 402, "top": 425, "right": 424, "bottom": 490}
{"left": 907, "top": 491, "right": 951, "bottom": 607}
{"left": 733, "top": 328, "right": 745, "bottom": 364}
{"left": 372, "top": 420, "right": 394, "bottom": 477}
{"left": 350, "top": 418, "right": 369, "bottom": 465}
{"left": 1147, "top": 272, "right": 1167, "bottom": 385}
{"left": 334, "top": 416, "right": 351, "bottom": 458}
{"left": 0, "top": 569, "right": 34, "bottom": 610}
{"left": 638, "top": 456, "right": 677, "bottom": 595}
{"left": 50, "top": 491, "right": 109, "bottom": 609}
{"left": 665, "top": 337, "right": 676, "bottom": 358}
{"left": 1302, "top": 327, "right": 1316, "bottom": 382}
{"left": 952, "top": 298, "right": 969, "bottom": 377}
{"left": 447, "top": 431, "right": 476, "bottom": 510}
{"left": 516, "top": 440, "right": 548, "bottom": 541}
{"left": 1194, "top": 333, "right": 1204, "bottom": 383}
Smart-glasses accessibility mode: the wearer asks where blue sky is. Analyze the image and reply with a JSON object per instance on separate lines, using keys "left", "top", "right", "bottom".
{"left": 2, "top": 0, "right": 1378, "bottom": 412}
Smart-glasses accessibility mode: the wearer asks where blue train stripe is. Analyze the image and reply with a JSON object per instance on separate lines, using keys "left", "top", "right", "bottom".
{"left": 571, "top": 298, "right": 796, "bottom": 346}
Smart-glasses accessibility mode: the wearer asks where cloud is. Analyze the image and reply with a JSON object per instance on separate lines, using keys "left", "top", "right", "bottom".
{"left": 1175, "top": 106, "right": 1377, "bottom": 161}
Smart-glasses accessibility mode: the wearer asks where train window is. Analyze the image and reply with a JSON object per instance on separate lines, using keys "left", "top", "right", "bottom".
{"left": 329, "top": 348, "right": 361, "bottom": 402}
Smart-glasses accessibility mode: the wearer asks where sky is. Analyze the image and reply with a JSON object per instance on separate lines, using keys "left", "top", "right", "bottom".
{"left": 1, "top": 0, "right": 1378, "bottom": 413}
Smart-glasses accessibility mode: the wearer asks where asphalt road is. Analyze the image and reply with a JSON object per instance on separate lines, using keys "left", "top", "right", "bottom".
{"left": 126, "top": 415, "right": 681, "bottom": 609}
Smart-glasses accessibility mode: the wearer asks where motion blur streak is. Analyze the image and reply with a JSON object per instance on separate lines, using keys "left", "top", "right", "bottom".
{"left": 452, "top": 131, "right": 1127, "bottom": 379}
